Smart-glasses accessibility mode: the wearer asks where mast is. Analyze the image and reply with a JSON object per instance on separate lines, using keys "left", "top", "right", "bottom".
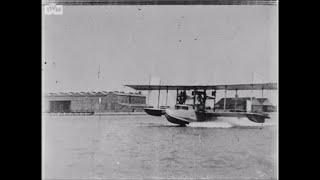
{"left": 97, "top": 64, "right": 101, "bottom": 114}
{"left": 95, "top": 64, "right": 101, "bottom": 92}
{"left": 251, "top": 72, "right": 253, "bottom": 102}
{"left": 251, "top": 72, "right": 254, "bottom": 112}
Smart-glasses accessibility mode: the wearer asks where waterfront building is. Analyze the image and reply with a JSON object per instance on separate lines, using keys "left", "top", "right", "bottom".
{"left": 44, "top": 91, "right": 146, "bottom": 113}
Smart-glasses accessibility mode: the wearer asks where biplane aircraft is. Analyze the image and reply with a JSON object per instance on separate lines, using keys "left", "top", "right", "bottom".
{"left": 125, "top": 83, "right": 277, "bottom": 126}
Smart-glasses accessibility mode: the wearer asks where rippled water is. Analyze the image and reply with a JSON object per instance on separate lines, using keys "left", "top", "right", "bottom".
{"left": 43, "top": 115, "right": 277, "bottom": 180}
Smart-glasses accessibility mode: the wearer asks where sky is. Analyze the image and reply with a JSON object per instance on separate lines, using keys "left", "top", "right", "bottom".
{"left": 42, "top": 5, "right": 278, "bottom": 106}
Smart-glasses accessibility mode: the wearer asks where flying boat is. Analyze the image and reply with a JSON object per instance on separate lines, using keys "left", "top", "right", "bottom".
{"left": 125, "top": 83, "right": 277, "bottom": 126}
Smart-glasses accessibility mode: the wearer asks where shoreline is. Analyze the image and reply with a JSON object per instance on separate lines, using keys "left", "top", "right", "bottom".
{"left": 43, "top": 112, "right": 147, "bottom": 116}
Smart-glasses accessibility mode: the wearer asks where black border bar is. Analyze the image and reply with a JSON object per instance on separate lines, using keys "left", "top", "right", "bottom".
{"left": 42, "top": 0, "right": 277, "bottom": 5}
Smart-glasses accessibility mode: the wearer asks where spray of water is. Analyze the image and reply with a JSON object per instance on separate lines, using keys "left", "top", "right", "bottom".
{"left": 188, "top": 116, "right": 277, "bottom": 128}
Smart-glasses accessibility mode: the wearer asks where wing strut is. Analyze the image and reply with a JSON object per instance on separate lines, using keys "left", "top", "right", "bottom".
{"left": 235, "top": 89, "right": 238, "bottom": 111}
{"left": 165, "top": 87, "right": 168, "bottom": 106}
{"left": 157, "top": 81, "right": 161, "bottom": 108}
{"left": 224, "top": 88, "right": 227, "bottom": 111}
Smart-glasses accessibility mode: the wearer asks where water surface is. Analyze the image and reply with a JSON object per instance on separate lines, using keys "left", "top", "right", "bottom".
{"left": 43, "top": 115, "right": 277, "bottom": 180}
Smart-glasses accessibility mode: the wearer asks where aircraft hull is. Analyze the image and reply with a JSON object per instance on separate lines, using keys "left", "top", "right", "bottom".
{"left": 144, "top": 108, "right": 165, "bottom": 116}
{"left": 165, "top": 108, "right": 268, "bottom": 125}
{"left": 164, "top": 113, "right": 190, "bottom": 125}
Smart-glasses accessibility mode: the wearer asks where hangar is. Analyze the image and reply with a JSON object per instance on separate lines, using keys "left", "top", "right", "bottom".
{"left": 44, "top": 91, "right": 146, "bottom": 113}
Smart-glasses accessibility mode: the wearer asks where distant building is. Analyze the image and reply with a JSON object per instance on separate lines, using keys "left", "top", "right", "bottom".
{"left": 214, "top": 97, "right": 276, "bottom": 113}
{"left": 44, "top": 91, "right": 146, "bottom": 113}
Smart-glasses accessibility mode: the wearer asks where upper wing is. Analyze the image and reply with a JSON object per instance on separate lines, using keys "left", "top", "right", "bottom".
{"left": 125, "top": 82, "right": 277, "bottom": 91}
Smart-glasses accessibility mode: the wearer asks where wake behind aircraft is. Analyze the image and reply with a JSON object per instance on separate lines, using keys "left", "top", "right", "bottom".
{"left": 125, "top": 82, "right": 277, "bottom": 126}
